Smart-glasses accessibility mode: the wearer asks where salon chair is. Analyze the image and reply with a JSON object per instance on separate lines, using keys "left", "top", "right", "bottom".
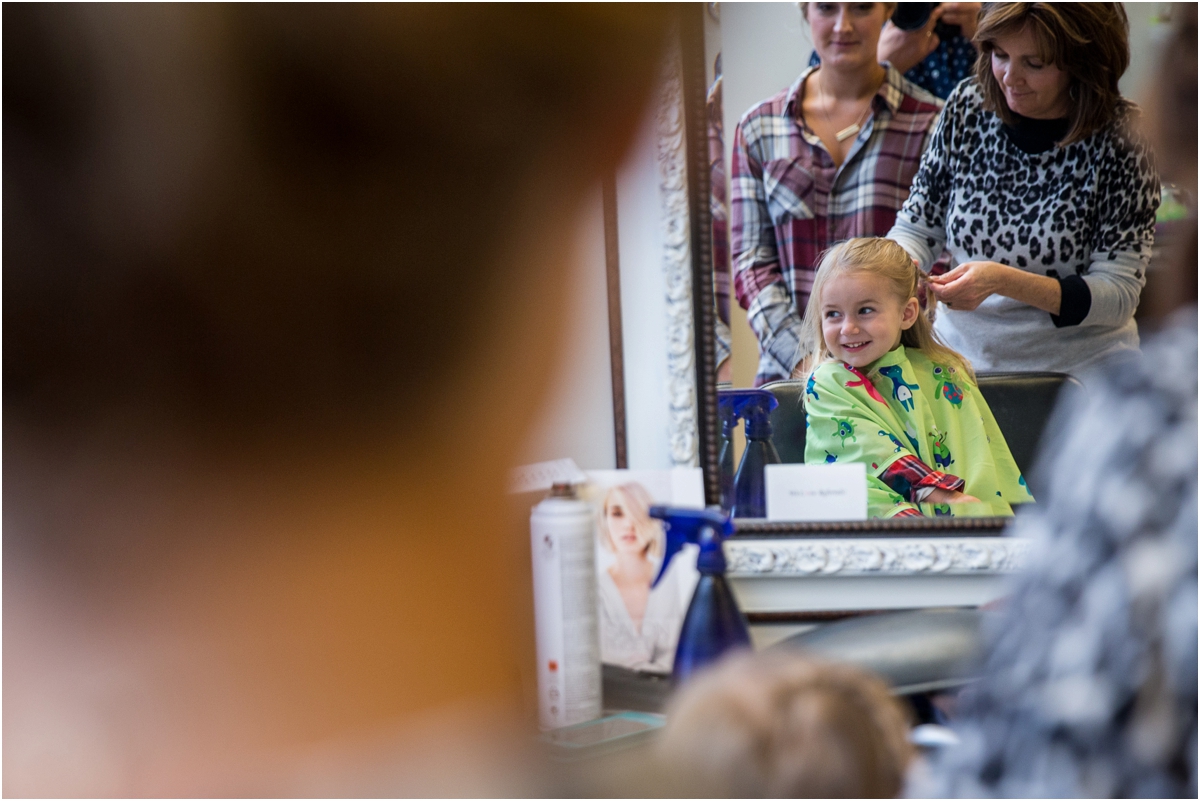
{"left": 775, "top": 607, "right": 984, "bottom": 694}
{"left": 762, "top": 372, "right": 1081, "bottom": 494}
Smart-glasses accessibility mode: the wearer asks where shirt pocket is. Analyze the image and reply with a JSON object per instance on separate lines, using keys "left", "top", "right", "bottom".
{"left": 763, "top": 157, "right": 816, "bottom": 225}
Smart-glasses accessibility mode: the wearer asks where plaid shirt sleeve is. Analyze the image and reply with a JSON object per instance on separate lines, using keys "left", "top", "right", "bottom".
{"left": 730, "top": 116, "right": 804, "bottom": 383}
{"left": 880, "top": 453, "right": 964, "bottom": 503}
{"left": 892, "top": 506, "right": 926, "bottom": 518}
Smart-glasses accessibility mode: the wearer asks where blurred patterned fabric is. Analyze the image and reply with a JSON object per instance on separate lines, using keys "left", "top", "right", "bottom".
{"left": 915, "top": 310, "right": 1198, "bottom": 797}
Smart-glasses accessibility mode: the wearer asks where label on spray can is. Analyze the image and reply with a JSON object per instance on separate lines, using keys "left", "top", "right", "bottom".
{"left": 531, "top": 483, "right": 601, "bottom": 730}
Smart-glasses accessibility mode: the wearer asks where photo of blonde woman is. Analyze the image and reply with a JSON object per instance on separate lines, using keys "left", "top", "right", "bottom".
{"left": 596, "top": 482, "right": 694, "bottom": 673}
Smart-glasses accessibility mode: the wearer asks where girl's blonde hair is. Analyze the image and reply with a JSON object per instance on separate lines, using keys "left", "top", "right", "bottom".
{"left": 793, "top": 237, "right": 976, "bottom": 381}
{"left": 598, "top": 482, "right": 664, "bottom": 560}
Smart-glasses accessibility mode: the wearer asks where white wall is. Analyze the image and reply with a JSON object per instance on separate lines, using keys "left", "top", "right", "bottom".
{"left": 520, "top": 76, "right": 704, "bottom": 475}
{"left": 720, "top": 3, "right": 813, "bottom": 169}
{"left": 617, "top": 102, "right": 676, "bottom": 471}
{"left": 517, "top": 186, "right": 617, "bottom": 472}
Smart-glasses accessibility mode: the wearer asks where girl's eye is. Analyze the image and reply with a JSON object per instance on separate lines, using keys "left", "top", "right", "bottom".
{"left": 824, "top": 310, "right": 841, "bottom": 319}
{"left": 815, "top": 3, "right": 837, "bottom": 14}
{"left": 859, "top": 306, "right": 875, "bottom": 315}
{"left": 1026, "top": 60, "right": 1044, "bottom": 70}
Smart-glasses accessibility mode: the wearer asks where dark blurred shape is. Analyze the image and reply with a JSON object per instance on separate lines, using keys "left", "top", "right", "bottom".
{"left": 1139, "top": 3, "right": 1198, "bottom": 327}
{"left": 3, "top": 4, "right": 669, "bottom": 796}
{"left": 891, "top": 3, "right": 940, "bottom": 31}
{"left": 890, "top": 2, "right": 960, "bottom": 39}
{"left": 4, "top": 4, "right": 666, "bottom": 450}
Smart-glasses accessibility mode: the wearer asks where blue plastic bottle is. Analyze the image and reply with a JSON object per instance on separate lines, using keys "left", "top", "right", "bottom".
{"left": 725, "top": 389, "right": 780, "bottom": 518}
{"left": 649, "top": 506, "right": 751, "bottom": 682}
{"left": 717, "top": 392, "right": 740, "bottom": 512}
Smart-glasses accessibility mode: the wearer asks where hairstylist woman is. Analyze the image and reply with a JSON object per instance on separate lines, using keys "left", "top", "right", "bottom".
{"left": 731, "top": 2, "right": 942, "bottom": 385}
{"left": 888, "top": 3, "right": 1159, "bottom": 373}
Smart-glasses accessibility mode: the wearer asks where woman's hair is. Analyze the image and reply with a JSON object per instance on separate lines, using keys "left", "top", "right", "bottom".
{"left": 797, "top": 3, "right": 898, "bottom": 27}
{"left": 597, "top": 483, "right": 664, "bottom": 559}
{"left": 656, "top": 650, "right": 914, "bottom": 798}
{"left": 973, "top": 3, "right": 1130, "bottom": 146}
{"left": 793, "top": 237, "right": 975, "bottom": 381}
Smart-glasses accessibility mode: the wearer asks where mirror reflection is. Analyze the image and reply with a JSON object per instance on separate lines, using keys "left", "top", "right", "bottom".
{"left": 707, "top": 2, "right": 1182, "bottom": 520}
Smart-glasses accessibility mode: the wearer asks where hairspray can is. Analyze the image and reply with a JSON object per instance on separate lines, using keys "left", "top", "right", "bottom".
{"left": 530, "top": 482, "right": 601, "bottom": 730}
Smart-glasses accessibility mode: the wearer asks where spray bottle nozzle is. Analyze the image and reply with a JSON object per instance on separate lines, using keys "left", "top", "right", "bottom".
{"left": 649, "top": 506, "right": 734, "bottom": 587}
{"left": 718, "top": 393, "right": 739, "bottom": 439}
{"left": 718, "top": 388, "right": 778, "bottom": 440}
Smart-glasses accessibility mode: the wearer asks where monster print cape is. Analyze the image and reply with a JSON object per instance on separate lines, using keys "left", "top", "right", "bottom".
{"left": 803, "top": 345, "right": 1034, "bottom": 518}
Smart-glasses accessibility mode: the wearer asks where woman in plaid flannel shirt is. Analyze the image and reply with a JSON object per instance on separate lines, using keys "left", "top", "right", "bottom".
{"left": 730, "top": 2, "right": 943, "bottom": 385}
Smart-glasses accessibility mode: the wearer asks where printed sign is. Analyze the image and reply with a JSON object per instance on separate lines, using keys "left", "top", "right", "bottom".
{"left": 764, "top": 463, "right": 868, "bottom": 521}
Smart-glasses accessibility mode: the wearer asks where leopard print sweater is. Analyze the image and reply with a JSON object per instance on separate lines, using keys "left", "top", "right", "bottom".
{"left": 889, "top": 80, "right": 1160, "bottom": 374}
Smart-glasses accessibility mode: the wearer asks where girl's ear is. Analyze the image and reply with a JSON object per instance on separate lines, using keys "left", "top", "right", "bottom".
{"left": 899, "top": 296, "right": 920, "bottom": 330}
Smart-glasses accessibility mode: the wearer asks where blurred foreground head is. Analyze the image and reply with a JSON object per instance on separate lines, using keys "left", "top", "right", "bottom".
{"left": 656, "top": 651, "right": 914, "bottom": 798}
{"left": 5, "top": 3, "right": 665, "bottom": 447}
{"left": 4, "top": 4, "right": 667, "bottom": 796}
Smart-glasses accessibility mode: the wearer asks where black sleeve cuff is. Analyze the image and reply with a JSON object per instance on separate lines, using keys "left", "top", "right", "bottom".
{"left": 1051, "top": 274, "right": 1091, "bottom": 328}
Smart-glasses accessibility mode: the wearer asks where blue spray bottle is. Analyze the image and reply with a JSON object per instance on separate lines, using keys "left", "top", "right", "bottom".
{"left": 649, "top": 506, "right": 751, "bottom": 682}
{"left": 725, "top": 389, "right": 780, "bottom": 518}
{"left": 717, "top": 391, "right": 741, "bottom": 512}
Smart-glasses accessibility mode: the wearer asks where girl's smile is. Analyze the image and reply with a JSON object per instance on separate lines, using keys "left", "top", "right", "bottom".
{"left": 820, "top": 271, "right": 920, "bottom": 368}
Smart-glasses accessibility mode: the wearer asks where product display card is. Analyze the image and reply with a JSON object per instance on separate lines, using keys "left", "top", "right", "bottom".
{"left": 764, "top": 463, "right": 868, "bottom": 521}
{"left": 510, "top": 457, "right": 588, "bottom": 494}
{"left": 582, "top": 468, "right": 703, "bottom": 675}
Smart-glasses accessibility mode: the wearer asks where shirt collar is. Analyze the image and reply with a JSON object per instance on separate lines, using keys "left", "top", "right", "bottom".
{"left": 784, "top": 62, "right": 906, "bottom": 117}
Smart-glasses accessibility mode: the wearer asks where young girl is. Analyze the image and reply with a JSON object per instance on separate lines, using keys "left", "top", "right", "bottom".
{"left": 796, "top": 238, "right": 1033, "bottom": 518}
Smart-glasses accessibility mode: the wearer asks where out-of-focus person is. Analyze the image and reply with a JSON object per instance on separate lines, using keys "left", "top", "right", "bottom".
{"left": 889, "top": 3, "right": 1160, "bottom": 375}
{"left": 656, "top": 650, "right": 914, "bottom": 797}
{"left": 731, "top": 2, "right": 943, "bottom": 385}
{"left": 3, "top": 4, "right": 668, "bottom": 796}
{"left": 910, "top": 7, "right": 1197, "bottom": 797}
{"left": 810, "top": 3, "right": 983, "bottom": 100}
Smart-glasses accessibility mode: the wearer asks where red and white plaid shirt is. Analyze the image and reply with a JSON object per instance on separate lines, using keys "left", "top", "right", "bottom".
{"left": 731, "top": 64, "right": 942, "bottom": 385}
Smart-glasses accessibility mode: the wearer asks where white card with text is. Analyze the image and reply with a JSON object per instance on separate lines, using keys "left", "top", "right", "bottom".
{"left": 765, "top": 463, "right": 867, "bottom": 521}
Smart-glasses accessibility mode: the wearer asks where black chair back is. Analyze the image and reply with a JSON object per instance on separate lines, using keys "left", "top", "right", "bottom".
{"left": 975, "top": 372, "right": 1081, "bottom": 482}
{"left": 761, "top": 379, "right": 808, "bottom": 464}
{"left": 761, "top": 372, "right": 1080, "bottom": 491}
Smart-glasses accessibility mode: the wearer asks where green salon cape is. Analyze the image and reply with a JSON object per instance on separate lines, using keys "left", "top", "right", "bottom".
{"left": 803, "top": 345, "right": 1034, "bottom": 518}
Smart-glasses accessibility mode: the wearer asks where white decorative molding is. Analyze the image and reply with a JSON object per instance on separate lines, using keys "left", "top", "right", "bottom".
{"left": 725, "top": 537, "right": 1031, "bottom": 577}
{"left": 656, "top": 37, "right": 699, "bottom": 468}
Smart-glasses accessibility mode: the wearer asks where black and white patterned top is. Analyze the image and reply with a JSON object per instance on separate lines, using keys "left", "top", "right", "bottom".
{"left": 913, "top": 310, "right": 1198, "bottom": 798}
{"left": 889, "top": 80, "right": 1160, "bottom": 374}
